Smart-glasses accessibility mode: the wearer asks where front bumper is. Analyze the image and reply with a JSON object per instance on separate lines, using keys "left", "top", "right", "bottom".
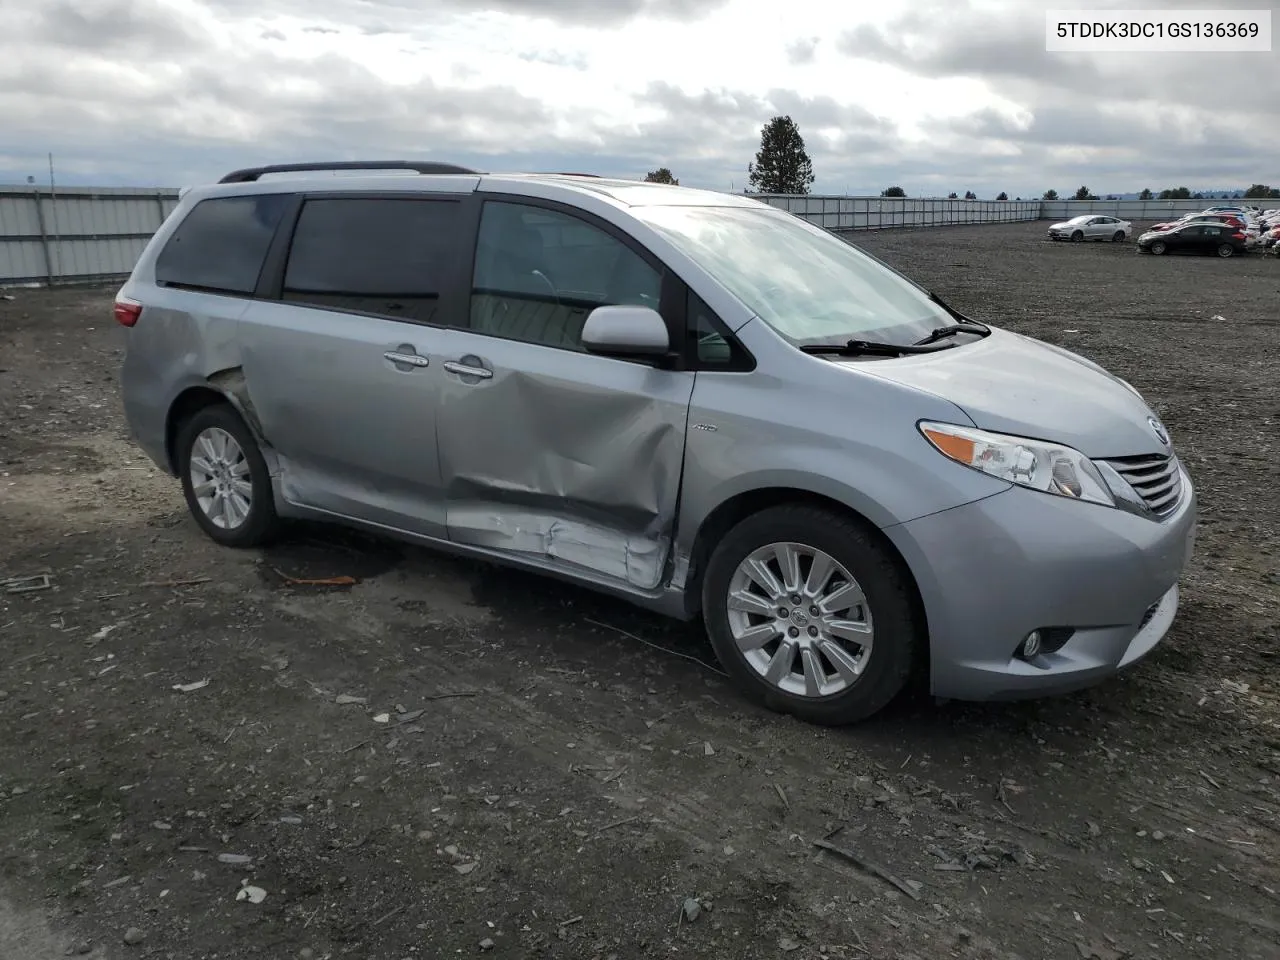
{"left": 885, "top": 467, "right": 1196, "bottom": 701}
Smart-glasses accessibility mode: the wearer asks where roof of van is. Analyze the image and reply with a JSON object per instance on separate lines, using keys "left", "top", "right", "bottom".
{"left": 202, "top": 162, "right": 769, "bottom": 210}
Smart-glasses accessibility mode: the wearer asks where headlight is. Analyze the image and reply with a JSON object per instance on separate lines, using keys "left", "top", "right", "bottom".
{"left": 919, "top": 421, "right": 1116, "bottom": 507}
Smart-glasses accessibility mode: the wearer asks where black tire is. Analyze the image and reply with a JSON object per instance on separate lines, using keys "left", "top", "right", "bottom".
{"left": 1217, "top": 243, "right": 1235, "bottom": 258}
{"left": 1071, "top": 230, "right": 1084, "bottom": 242}
{"left": 1112, "top": 231, "right": 1125, "bottom": 242}
{"left": 175, "top": 403, "right": 279, "bottom": 548}
{"left": 1150, "top": 241, "right": 1167, "bottom": 255}
{"left": 701, "top": 504, "right": 922, "bottom": 726}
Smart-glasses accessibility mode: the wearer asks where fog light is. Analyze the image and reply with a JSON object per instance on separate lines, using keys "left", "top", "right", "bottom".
{"left": 1020, "top": 630, "right": 1042, "bottom": 659}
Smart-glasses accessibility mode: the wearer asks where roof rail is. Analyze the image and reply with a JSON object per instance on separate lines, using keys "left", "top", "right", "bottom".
{"left": 217, "top": 161, "right": 483, "bottom": 184}
{"left": 537, "top": 172, "right": 601, "bottom": 178}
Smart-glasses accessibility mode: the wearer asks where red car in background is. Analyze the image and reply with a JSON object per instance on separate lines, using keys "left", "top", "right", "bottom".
{"left": 1150, "top": 213, "right": 1244, "bottom": 232}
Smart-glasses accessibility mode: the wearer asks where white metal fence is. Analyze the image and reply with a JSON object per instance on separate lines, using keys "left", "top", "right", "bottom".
{"left": 0, "top": 186, "right": 180, "bottom": 286}
{"left": 1039, "top": 198, "right": 1255, "bottom": 221}
{"left": 0, "top": 184, "right": 1267, "bottom": 286}
{"left": 755, "top": 195, "right": 1042, "bottom": 229}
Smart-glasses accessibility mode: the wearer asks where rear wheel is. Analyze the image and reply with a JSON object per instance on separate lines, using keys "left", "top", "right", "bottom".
{"left": 1071, "top": 230, "right": 1084, "bottom": 242}
{"left": 1217, "top": 243, "right": 1235, "bottom": 258}
{"left": 1112, "top": 230, "right": 1126, "bottom": 242}
{"left": 701, "top": 504, "right": 921, "bottom": 726}
{"left": 176, "top": 404, "right": 280, "bottom": 548}
{"left": 1150, "top": 241, "right": 1167, "bottom": 255}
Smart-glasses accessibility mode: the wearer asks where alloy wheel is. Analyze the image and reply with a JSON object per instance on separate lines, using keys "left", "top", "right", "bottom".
{"left": 189, "top": 426, "right": 253, "bottom": 530}
{"left": 725, "top": 542, "right": 874, "bottom": 698}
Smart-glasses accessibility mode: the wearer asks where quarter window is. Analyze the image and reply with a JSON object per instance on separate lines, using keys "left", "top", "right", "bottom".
{"left": 282, "top": 198, "right": 461, "bottom": 324}
{"left": 468, "top": 201, "right": 662, "bottom": 351}
{"left": 687, "top": 290, "right": 752, "bottom": 370}
{"left": 156, "top": 194, "right": 289, "bottom": 294}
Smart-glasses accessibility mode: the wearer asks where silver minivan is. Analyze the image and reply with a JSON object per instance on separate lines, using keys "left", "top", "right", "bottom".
{"left": 116, "top": 161, "right": 1197, "bottom": 725}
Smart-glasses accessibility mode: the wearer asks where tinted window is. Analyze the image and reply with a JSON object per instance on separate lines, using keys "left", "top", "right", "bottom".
{"left": 283, "top": 198, "right": 460, "bottom": 323}
{"left": 469, "top": 201, "right": 662, "bottom": 351}
{"left": 156, "top": 194, "right": 289, "bottom": 294}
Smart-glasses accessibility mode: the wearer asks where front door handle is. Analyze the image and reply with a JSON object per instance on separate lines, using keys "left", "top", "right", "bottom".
{"left": 384, "top": 351, "right": 430, "bottom": 368}
{"left": 443, "top": 360, "right": 493, "bottom": 380}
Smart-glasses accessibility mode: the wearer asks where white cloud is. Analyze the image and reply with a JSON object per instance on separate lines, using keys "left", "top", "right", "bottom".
{"left": 2, "top": 0, "right": 1276, "bottom": 197}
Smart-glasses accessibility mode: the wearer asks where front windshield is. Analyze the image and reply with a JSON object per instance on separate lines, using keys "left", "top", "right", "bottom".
{"left": 632, "top": 204, "right": 953, "bottom": 346}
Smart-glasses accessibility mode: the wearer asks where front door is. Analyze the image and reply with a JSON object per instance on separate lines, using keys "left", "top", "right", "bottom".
{"left": 1168, "top": 225, "right": 1199, "bottom": 252}
{"left": 239, "top": 195, "right": 467, "bottom": 538}
{"left": 434, "top": 198, "right": 696, "bottom": 591}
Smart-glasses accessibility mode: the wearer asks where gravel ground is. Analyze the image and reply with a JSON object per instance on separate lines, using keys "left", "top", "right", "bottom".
{"left": 1, "top": 219, "right": 1278, "bottom": 960}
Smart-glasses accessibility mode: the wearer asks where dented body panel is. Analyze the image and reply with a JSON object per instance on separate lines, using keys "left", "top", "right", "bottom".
{"left": 118, "top": 284, "right": 249, "bottom": 475}
{"left": 433, "top": 328, "right": 695, "bottom": 591}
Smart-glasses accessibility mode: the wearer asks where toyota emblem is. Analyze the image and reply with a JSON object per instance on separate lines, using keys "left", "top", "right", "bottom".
{"left": 1148, "top": 417, "right": 1170, "bottom": 445}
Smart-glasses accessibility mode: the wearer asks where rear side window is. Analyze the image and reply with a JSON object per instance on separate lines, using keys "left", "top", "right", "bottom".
{"left": 282, "top": 198, "right": 460, "bottom": 324}
{"left": 156, "top": 194, "right": 289, "bottom": 294}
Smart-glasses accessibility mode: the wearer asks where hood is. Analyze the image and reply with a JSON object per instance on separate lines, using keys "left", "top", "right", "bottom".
{"left": 1049, "top": 221, "right": 1081, "bottom": 230}
{"left": 843, "top": 328, "right": 1168, "bottom": 458}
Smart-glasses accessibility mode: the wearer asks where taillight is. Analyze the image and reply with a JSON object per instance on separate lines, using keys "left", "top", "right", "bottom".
{"left": 114, "top": 300, "right": 142, "bottom": 327}
{"left": 1232, "top": 232, "right": 1246, "bottom": 240}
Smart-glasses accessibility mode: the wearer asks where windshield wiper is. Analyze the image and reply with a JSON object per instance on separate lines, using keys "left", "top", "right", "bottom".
{"left": 913, "top": 319, "right": 990, "bottom": 346}
{"left": 919, "top": 293, "right": 991, "bottom": 344}
{"left": 800, "top": 339, "right": 958, "bottom": 358}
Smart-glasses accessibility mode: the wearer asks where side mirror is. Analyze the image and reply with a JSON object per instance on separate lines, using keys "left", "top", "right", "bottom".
{"left": 581, "top": 305, "right": 669, "bottom": 358}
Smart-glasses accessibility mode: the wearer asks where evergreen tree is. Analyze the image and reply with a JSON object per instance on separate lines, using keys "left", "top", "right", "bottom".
{"left": 747, "top": 116, "right": 815, "bottom": 194}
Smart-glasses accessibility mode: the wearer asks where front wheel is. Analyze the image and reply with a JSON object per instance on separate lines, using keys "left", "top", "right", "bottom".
{"left": 1150, "top": 241, "right": 1167, "bottom": 255}
{"left": 176, "top": 404, "right": 280, "bottom": 548}
{"left": 1217, "top": 243, "right": 1235, "bottom": 258}
{"left": 1071, "top": 230, "right": 1084, "bottom": 242}
{"left": 701, "top": 505, "right": 921, "bottom": 725}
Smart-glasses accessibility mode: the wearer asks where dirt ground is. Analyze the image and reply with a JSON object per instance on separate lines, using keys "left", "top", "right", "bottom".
{"left": 1, "top": 219, "right": 1278, "bottom": 960}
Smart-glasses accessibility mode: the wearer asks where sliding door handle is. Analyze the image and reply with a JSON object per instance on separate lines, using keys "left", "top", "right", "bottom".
{"left": 443, "top": 360, "right": 493, "bottom": 380}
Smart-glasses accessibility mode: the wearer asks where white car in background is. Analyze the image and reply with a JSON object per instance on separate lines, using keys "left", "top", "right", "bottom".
{"left": 1047, "top": 215, "right": 1133, "bottom": 242}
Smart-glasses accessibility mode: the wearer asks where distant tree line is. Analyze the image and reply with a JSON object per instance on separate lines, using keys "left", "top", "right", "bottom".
{"left": 644, "top": 118, "right": 1280, "bottom": 202}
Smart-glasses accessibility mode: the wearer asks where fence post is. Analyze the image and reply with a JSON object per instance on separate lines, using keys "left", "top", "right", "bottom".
{"left": 30, "top": 186, "right": 55, "bottom": 286}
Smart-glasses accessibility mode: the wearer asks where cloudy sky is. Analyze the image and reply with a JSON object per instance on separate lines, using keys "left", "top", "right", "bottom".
{"left": 1, "top": 0, "right": 1276, "bottom": 196}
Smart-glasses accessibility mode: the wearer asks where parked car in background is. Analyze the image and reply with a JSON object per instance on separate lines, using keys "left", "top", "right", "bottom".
{"left": 1047, "top": 215, "right": 1133, "bottom": 241}
{"left": 1137, "top": 221, "right": 1249, "bottom": 257}
{"left": 113, "top": 160, "right": 1197, "bottom": 725}
{"left": 1150, "top": 213, "right": 1243, "bottom": 232}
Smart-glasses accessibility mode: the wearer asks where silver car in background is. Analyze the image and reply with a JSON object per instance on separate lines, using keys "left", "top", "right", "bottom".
{"left": 1048, "top": 214, "right": 1133, "bottom": 242}
{"left": 115, "top": 161, "right": 1196, "bottom": 725}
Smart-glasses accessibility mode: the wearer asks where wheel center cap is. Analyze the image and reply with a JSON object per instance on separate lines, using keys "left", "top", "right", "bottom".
{"left": 790, "top": 609, "right": 809, "bottom": 628}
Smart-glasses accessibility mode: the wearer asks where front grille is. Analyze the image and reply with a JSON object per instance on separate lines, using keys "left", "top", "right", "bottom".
{"left": 1103, "top": 453, "right": 1183, "bottom": 517}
